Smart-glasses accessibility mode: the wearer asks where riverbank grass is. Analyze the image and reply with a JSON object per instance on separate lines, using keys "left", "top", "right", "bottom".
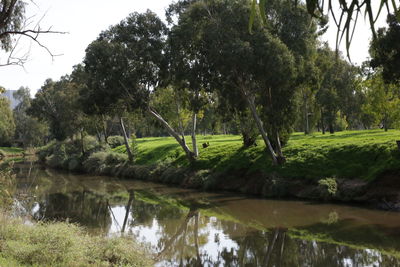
{"left": 0, "top": 215, "right": 153, "bottom": 267}
{"left": 114, "top": 129, "right": 400, "bottom": 181}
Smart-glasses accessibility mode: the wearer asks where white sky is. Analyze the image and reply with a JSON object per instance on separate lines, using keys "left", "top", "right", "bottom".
{"left": 0, "top": 0, "right": 388, "bottom": 96}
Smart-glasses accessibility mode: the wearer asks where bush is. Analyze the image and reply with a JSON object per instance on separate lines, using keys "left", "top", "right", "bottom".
{"left": 83, "top": 152, "right": 108, "bottom": 174}
{"left": 46, "top": 144, "right": 67, "bottom": 169}
{"left": 0, "top": 163, "right": 15, "bottom": 209}
{"left": 105, "top": 152, "right": 128, "bottom": 166}
{"left": 107, "top": 136, "right": 125, "bottom": 149}
{"left": 0, "top": 215, "right": 152, "bottom": 267}
{"left": 83, "top": 136, "right": 110, "bottom": 155}
{"left": 318, "top": 177, "right": 338, "bottom": 199}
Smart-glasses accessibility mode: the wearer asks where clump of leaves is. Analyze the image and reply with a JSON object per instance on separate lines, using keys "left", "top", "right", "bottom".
{"left": 318, "top": 177, "right": 337, "bottom": 196}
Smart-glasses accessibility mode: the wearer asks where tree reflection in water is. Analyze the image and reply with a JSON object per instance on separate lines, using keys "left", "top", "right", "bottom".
{"left": 12, "top": 163, "right": 400, "bottom": 267}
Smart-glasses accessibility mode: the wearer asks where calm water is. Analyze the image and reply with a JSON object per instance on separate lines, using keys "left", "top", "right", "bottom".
{"left": 11, "top": 162, "right": 400, "bottom": 267}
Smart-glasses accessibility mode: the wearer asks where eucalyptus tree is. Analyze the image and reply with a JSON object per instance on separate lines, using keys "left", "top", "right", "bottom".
{"left": 370, "top": 12, "right": 400, "bottom": 84}
{"left": 252, "top": 0, "right": 400, "bottom": 59}
{"left": 13, "top": 87, "right": 48, "bottom": 147}
{"left": 362, "top": 72, "right": 400, "bottom": 131}
{"left": 82, "top": 39, "right": 137, "bottom": 161}
{"left": 0, "top": 87, "right": 15, "bottom": 145}
{"left": 178, "top": 0, "right": 296, "bottom": 165}
{"left": 315, "top": 44, "right": 358, "bottom": 133}
{"left": 168, "top": 3, "right": 216, "bottom": 157}
{"left": 29, "top": 73, "right": 89, "bottom": 145}
{"left": 1, "top": 0, "right": 63, "bottom": 66}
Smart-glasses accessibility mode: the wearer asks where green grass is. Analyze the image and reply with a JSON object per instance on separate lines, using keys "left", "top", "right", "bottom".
{"left": 113, "top": 129, "right": 400, "bottom": 181}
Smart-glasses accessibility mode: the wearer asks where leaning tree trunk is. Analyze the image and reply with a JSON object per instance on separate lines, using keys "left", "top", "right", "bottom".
{"left": 119, "top": 117, "right": 134, "bottom": 162}
{"left": 274, "top": 131, "right": 286, "bottom": 164}
{"left": 244, "top": 93, "right": 279, "bottom": 165}
{"left": 148, "top": 107, "right": 195, "bottom": 161}
{"left": 191, "top": 112, "right": 199, "bottom": 157}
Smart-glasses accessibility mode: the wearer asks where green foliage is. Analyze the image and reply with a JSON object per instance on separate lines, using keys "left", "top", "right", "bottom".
{"left": 37, "top": 137, "right": 109, "bottom": 171}
{"left": 361, "top": 73, "right": 400, "bottom": 130}
{"left": 0, "top": 163, "right": 15, "bottom": 209}
{"left": 0, "top": 96, "right": 16, "bottom": 146}
{"left": 83, "top": 152, "right": 108, "bottom": 174}
{"left": 370, "top": 12, "right": 400, "bottom": 84}
{"left": 13, "top": 87, "right": 49, "bottom": 148}
{"left": 318, "top": 177, "right": 338, "bottom": 196}
{"left": 0, "top": 215, "right": 152, "bottom": 267}
{"left": 107, "top": 135, "right": 125, "bottom": 148}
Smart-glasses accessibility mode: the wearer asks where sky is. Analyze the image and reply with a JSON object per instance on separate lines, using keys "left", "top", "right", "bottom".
{"left": 0, "top": 0, "right": 388, "bottom": 96}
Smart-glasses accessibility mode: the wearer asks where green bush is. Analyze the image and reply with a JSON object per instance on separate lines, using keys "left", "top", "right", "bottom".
{"left": 83, "top": 152, "right": 108, "bottom": 174}
{"left": 0, "top": 215, "right": 152, "bottom": 267}
{"left": 105, "top": 152, "right": 128, "bottom": 165}
{"left": 46, "top": 144, "right": 67, "bottom": 169}
{"left": 84, "top": 136, "right": 110, "bottom": 154}
{"left": 107, "top": 136, "right": 125, "bottom": 149}
{"left": 0, "top": 163, "right": 15, "bottom": 209}
{"left": 318, "top": 177, "right": 338, "bottom": 198}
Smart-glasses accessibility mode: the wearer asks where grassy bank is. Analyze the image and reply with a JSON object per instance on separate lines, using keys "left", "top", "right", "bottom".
{"left": 37, "top": 129, "right": 400, "bottom": 208}
{"left": 114, "top": 129, "right": 400, "bottom": 181}
{"left": 0, "top": 215, "right": 152, "bottom": 267}
{"left": 0, "top": 163, "right": 152, "bottom": 267}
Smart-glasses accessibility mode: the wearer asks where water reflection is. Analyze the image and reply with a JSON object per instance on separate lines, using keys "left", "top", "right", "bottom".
{"left": 12, "top": 163, "right": 400, "bottom": 266}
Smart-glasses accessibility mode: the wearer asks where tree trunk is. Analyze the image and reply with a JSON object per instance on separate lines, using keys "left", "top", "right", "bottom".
{"left": 119, "top": 117, "right": 134, "bottom": 162}
{"left": 304, "top": 96, "right": 309, "bottom": 134}
{"left": 274, "top": 131, "right": 286, "bottom": 164}
{"left": 245, "top": 94, "right": 279, "bottom": 165}
{"left": 321, "top": 108, "right": 325, "bottom": 135}
{"left": 175, "top": 98, "right": 187, "bottom": 147}
{"left": 102, "top": 115, "right": 109, "bottom": 144}
{"left": 148, "top": 107, "right": 195, "bottom": 161}
{"left": 329, "top": 123, "right": 334, "bottom": 134}
{"left": 80, "top": 129, "right": 85, "bottom": 155}
{"left": 191, "top": 112, "right": 199, "bottom": 157}
{"left": 384, "top": 114, "right": 388, "bottom": 131}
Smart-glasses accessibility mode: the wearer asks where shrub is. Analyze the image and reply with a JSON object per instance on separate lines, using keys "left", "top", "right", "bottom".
{"left": 46, "top": 144, "right": 67, "bottom": 169}
{"left": 0, "top": 215, "right": 152, "bottom": 267}
{"left": 318, "top": 177, "right": 338, "bottom": 197}
{"left": 0, "top": 163, "right": 15, "bottom": 209}
{"left": 83, "top": 136, "right": 110, "bottom": 155}
{"left": 105, "top": 152, "right": 128, "bottom": 166}
{"left": 107, "top": 136, "right": 125, "bottom": 149}
{"left": 83, "top": 152, "right": 108, "bottom": 174}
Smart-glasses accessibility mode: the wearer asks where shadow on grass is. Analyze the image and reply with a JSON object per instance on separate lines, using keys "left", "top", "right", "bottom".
{"left": 136, "top": 143, "right": 181, "bottom": 165}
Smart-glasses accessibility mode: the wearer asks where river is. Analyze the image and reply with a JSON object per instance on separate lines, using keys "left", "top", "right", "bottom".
{"left": 11, "top": 162, "right": 400, "bottom": 266}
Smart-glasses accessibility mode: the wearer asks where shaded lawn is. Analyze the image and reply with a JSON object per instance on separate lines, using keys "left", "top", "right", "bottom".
{"left": 113, "top": 130, "right": 400, "bottom": 181}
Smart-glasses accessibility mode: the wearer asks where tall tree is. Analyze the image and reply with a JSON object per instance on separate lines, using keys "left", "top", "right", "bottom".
{"left": 0, "top": 86, "right": 15, "bottom": 145}
{"left": 182, "top": 0, "right": 296, "bottom": 164}
{"left": 370, "top": 12, "right": 400, "bottom": 84}
{"left": 13, "top": 87, "right": 48, "bottom": 147}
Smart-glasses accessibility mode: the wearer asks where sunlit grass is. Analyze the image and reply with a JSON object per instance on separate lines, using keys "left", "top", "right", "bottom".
{"left": 114, "top": 129, "right": 400, "bottom": 181}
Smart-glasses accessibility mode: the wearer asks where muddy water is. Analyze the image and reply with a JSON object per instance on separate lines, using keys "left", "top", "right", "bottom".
{"left": 12, "top": 162, "right": 400, "bottom": 266}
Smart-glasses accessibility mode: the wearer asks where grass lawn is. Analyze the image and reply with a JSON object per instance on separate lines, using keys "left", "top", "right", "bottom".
{"left": 113, "top": 129, "right": 400, "bottom": 181}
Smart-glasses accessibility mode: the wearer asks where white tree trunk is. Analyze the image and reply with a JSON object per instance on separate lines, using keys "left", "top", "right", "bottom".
{"left": 191, "top": 112, "right": 199, "bottom": 157}
{"left": 244, "top": 93, "right": 278, "bottom": 165}
{"left": 119, "top": 117, "right": 134, "bottom": 162}
{"left": 148, "top": 107, "right": 195, "bottom": 161}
